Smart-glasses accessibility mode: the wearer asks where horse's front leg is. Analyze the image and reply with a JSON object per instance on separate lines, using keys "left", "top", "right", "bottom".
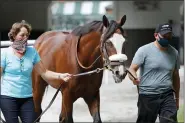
{"left": 84, "top": 90, "right": 102, "bottom": 123}
{"left": 33, "top": 77, "right": 48, "bottom": 122}
{"left": 59, "top": 91, "right": 74, "bottom": 123}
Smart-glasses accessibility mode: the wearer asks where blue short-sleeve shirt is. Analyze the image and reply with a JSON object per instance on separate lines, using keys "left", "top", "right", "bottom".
{"left": 1, "top": 46, "right": 41, "bottom": 98}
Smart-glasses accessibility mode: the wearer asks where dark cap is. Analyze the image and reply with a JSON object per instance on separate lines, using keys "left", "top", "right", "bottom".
{"left": 155, "top": 23, "right": 172, "bottom": 35}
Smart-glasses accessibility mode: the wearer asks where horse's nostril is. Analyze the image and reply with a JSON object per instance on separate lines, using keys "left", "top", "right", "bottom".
{"left": 115, "top": 70, "right": 119, "bottom": 75}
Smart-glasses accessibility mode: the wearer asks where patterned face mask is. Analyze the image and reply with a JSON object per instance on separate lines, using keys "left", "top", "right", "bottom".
{"left": 11, "top": 39, "right": 28, "bottom": 54}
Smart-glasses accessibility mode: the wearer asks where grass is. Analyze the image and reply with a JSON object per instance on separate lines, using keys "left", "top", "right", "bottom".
{"left": 177, "top": 104, "right": 184, "bottom": 122}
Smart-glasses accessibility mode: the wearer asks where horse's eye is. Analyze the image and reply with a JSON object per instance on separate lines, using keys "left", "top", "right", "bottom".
{"left": 106, "top": 40, "right": 111, "bottom": 43}
{"left": 106, "top": 41, "right": 113, "bottom": 47}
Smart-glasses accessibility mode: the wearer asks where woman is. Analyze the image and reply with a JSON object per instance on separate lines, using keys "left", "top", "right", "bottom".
{"left": 0, "top": 20, "right": 72, "bottom": 123}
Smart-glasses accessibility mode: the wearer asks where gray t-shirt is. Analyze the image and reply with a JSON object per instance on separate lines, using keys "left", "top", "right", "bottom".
{"left": 132, "top": 42, "right": 180, "bottom": 94}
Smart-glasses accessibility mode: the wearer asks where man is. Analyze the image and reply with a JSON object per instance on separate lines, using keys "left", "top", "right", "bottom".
{"left": 129, "top": 23, "right": 180, "bottom": 123}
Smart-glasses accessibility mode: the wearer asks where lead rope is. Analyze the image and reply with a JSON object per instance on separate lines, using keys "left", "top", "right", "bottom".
{"left": 32, "top": 67, "right": 177, "bottom": 123}
{"left": 130, "top": 71, "right": 178, "bottom": 123}
{"left": 32, "top": 66, "right": 107, "bottom": 123}
{"left": 1, "top": 67, "right": 177, "bottom": 123}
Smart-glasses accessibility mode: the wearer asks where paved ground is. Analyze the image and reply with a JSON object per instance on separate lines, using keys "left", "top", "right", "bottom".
{"left": 1, "top": 66, "right": 184, "bottom": 122}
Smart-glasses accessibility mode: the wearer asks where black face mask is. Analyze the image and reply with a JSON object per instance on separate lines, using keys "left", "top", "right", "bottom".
{"left": 157, "top": 35, "right": 172, "bottom": 47}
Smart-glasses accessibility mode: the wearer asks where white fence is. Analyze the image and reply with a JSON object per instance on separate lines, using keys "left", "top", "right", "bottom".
{"left": 0, "top": 40, "right": 35, "bottom": 48}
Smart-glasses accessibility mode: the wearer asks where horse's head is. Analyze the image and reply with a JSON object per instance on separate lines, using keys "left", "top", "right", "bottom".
{"left": 100, "top": 15, "right": 127, "bottom": 83}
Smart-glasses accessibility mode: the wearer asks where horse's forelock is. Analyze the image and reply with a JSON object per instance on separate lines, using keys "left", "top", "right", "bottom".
{"left": 103, "top": 20, "right": 118, "bottom": 40}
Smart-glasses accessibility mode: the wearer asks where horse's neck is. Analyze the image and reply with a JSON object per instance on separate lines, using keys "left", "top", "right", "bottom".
{"left": 78, "top": 32, "right": 102, "bottom": 67}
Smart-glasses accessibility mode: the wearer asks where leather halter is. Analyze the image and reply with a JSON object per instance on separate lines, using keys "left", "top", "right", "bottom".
{"left": 75, "top": 21, "right": 126, "bottom": 70}
{"left": 100, "top": 22, "right": 125, "bottom": 67}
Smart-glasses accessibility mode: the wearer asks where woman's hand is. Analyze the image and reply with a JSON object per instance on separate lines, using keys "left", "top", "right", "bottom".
{"left": 58, "top": 73, "right": 73, "bottom": 82}
{"left": 34, "top": 61, "right": 73, "bottom": 84}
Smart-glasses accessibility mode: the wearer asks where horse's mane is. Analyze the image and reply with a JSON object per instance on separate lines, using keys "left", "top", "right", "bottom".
{"left": 71, "top": 21, "right": 103, "bottom": 36}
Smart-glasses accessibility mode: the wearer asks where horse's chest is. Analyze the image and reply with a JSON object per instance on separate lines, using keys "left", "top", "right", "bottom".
{"left": 72, "top": 74, "right": 103, "bottom": 97}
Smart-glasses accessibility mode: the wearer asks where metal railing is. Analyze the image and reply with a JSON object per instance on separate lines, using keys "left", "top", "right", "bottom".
{"left": 0, "top": 40, "right": 35, "bottom": 48}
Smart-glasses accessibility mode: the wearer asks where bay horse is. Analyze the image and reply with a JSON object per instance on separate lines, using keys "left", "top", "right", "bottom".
{"left": 32, "top": 15, "right": 128, "bottom": 123}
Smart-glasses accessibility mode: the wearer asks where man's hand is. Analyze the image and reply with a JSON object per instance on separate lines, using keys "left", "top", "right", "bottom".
{"left": 175, "top": 98, "right": 179, "bottom": 110}
{"left": 129, "top": 64, "right": 140, "bottom": 85}
{"left": 133, "top": 77, "right": 140, "bottom": 85}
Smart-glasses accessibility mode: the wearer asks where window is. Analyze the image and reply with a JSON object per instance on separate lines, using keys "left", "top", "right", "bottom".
{"left": 49, "top": 1, "right": 115, "bottom": 31}
{"left": 80, "top": 1, "right": 93, "bottom": 15}
{"left": 63, "top": 2, "right": 75, "bottom": 15}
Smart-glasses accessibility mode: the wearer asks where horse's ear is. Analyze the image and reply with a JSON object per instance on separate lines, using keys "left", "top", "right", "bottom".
{"left": 119, "top": 15, "right": 126, "bottom": 26}
{"left": 102, "top": 15, "right": 109, "bottom": 28}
